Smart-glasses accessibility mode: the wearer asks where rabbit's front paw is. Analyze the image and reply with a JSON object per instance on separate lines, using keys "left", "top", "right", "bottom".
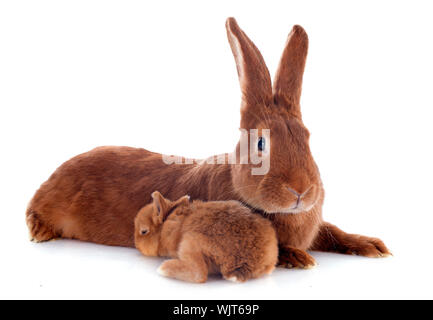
{"left": 278, "top": 246, "right": 317, "bottom": 269}
{"left": 343, "top": 235, "right": 392, "bottom": 258}
{"left": 312, "top": 223, "right": 392, "bottom": 258}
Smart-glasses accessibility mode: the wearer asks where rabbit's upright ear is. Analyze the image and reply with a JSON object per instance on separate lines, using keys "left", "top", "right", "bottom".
{"left": 173, "top": 195, "right": 190, "bottom": 207}
{"left": 226, "top": 17, "right": 272, "bottom": 128}
{"left": 273, "top": 25, "right": 309, "bottom": 119}
{"left": 151, "top": 191, "right": 170, "bottom": 223}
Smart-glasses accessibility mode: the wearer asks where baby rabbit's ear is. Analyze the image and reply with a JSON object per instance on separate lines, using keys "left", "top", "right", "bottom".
{"left": 151, "top": 191, "right": 170, "bottom": 222}
{"left": 226, "top": 17, "right": 272, "bottom": 127}
{"left": 273, "top": 25, "right": 309, "bottom": 119}
{"left": 173, "top": 195, "right": 190, "bottom": 207}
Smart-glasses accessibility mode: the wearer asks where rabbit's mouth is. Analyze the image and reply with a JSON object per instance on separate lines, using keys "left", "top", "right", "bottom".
{"left": 254, "top": 184, "right": 320, "bottom": 215}
{"left": 276, "top": 202, "right": 316, "bottom": 215}
{"left": 243, "top": 194, "right": 317, "bottom": 215}
{"left": 262, "top": 199, "right": 316, "bottom": 214}
{"left": 277, "top": 186, "right": 317, "bottom": 214}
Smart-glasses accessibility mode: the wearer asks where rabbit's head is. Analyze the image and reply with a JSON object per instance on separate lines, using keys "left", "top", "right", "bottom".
{"left": 134, "top": 191, "right": 190, "bottom": 256}
{"left": 226, "top": 18, "right": 321, "bottom": 214}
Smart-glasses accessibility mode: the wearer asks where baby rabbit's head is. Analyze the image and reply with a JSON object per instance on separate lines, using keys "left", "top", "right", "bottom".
{"left": 134, "top": 191, "right": 190, "bottom": 256}
{"left": 226, "top": 18, "right": 322, "bottom": 214}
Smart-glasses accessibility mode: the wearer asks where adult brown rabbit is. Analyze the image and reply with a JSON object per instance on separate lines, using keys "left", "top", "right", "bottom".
{"left": 26, "top": 17, "right": 390, "bottom": 268}
{"left": 134, "top": 192, "right": 278, "bottom": 283}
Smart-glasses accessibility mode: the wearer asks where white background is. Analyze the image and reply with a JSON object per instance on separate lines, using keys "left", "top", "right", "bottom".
{"left": 1, "top": 0, "right": 432, "bottom": 299}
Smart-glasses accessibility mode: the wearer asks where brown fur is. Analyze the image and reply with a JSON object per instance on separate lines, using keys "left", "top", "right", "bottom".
{"left": 26, "top": 18, "right": 390, "bottom": 268}
{"left": 134, "top": 192, "right": 278, "bottom": 283}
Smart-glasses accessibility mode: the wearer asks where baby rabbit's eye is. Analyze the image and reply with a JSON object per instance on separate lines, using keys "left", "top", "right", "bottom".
{"left": 258, "top": 137, "right": 265, "bottom": 152}
{"left": 141, "top": 229, "right": 148, "bottom": 235}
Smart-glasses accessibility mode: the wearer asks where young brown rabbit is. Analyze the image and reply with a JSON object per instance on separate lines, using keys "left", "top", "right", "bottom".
{"left": 134, "top": 192, "right": 278, "bottom": 283}
{"left": 26, "top": 18, "right": 390, "bottom": 269}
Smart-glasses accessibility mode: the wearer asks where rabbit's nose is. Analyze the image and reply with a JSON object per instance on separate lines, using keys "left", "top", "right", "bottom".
{"left": 287, "top": 186, "right": 312, "bottom": 197}
{"left": 287, "top": 187, "right": 301, "bottom": 205}
{"left": 287, "top": 187, "right": 300, "bottom": 197}
{"left": 287, "top": 186, "right": 314, "bottom": 207}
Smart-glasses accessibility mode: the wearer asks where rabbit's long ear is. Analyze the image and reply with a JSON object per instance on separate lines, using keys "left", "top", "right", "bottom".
{"left": 151, "top": 191, "right": 170, "bottom": 223}
{"left": 173, "top": 195, "right": 190, "bottom": 207}
{"left": 226, "top": 18, "right": 272, "bottom": 126}
{"left": 273, "top": 25, "right": 309, "bottom": 119}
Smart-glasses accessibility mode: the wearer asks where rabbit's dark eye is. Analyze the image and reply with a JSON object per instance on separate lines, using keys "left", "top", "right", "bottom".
{"left": 141, "top": 230, "right": 148, "bottom": 235}
{"left": 258, "top": 137, "right": 265, "bottom": 152}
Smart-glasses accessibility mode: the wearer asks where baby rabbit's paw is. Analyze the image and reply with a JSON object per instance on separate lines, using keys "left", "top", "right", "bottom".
{"left": 278, "top": 246, "right": 317, "bottom": 269}
{"left": 224, "top": 275, "right": 244, "bottom": 283}
{"left": 223, "top": 266, "right": 252, "bottom": 283}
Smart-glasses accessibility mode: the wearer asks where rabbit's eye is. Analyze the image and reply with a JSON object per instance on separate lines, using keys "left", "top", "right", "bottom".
{"left": 258, "top": 137, "right": 265, "bottom": 152}
{"left": 141, "top": 229, "right": 148, "bottom": 235}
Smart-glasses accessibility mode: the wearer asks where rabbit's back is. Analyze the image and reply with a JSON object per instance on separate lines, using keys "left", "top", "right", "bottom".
{"left": 182, "top": 201, "right": 278, "bottom": 275}
{"left": 27, "top": 146, "right": 188, "bottom": 247}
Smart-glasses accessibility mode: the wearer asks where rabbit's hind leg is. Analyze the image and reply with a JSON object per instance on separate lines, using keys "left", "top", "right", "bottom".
{"left": 26, "top": 209, "right": 58, "bottom": 243}
{"left": 221, "top": 263, "right": 255, "bottom": 283}
{"left": 222, "top": 259, "right": 276, "bottom": 282}
{"left": 260, "top": 263, "right": 276, "bottom": 276}
{"left": 157, "top": 236, "right": 208, "bottom": 283}
{"left": 157, "top": 257, "right": 208, "bottom": 283}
